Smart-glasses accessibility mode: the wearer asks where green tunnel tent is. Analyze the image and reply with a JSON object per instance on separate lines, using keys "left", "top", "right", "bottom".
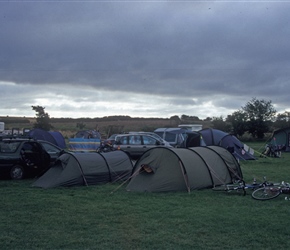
{"left": 32, "top": 150, "right": 133, "bottom": 188}
{"left": 270, "top": 127, "right": 290, "bottom": 152}
{"left": 126, "top": 146, "right": 242, "bottom": 193}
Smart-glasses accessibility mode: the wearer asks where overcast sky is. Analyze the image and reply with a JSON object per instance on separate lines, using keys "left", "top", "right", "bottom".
{"left": 0, "top": 1, "right": 289, "bottom": 119}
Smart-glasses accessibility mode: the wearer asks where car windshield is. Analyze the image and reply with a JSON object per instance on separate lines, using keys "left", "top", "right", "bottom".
{"left": 0, "top": 141, "right": 21, "bottom": 153}
{"left": 40, "top": 142, "right": 61, "bottom": 153}
{"left": 108, "top": 134, "right": 117, "bottom": 140}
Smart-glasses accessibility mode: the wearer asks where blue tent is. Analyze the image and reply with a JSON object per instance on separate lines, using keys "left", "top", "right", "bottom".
{"left": 49, "top": 131, "right": 66, "bottom": 149}
{"left": 28, "top": 129, "right": 66, "bottom": 149}
{"left": 68, "top": 130, "right": 101, "bottom": 152}
{"left": 199, "top": 128, "right": 255, "bottom": 160}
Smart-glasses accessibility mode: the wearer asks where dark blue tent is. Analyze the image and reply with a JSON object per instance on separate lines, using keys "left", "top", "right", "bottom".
{"left": 28, "top": 129, "right": 66, "bottom": 149}
{"left": 49, "top": 131, "right": 66, "bottom": 149}
{"left": 199, "top": 128, "right": 255, "bottom": 160}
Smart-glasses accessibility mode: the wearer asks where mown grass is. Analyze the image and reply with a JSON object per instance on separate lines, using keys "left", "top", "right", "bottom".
{"left": 1, "top": 142, "right": 290, "bottom": 249}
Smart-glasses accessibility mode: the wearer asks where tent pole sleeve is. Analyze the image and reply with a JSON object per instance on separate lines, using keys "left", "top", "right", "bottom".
{"left": 179, "top": 161, "right": 190, "bottom": 194}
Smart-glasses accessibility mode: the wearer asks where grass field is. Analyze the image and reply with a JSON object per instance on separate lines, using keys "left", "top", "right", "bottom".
{"left": 1, "top": 142, "right": 290, "bottom": 249}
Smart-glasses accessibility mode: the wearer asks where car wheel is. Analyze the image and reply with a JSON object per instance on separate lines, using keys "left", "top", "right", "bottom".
{"left": 10, "top": 165, "right": 24, "bottom": 180}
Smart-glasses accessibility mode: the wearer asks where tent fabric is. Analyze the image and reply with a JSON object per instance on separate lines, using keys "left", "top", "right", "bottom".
{"left": 207, "top": 146, "right": 243, "bottom": 179}
{"left": 32, "top": 150, "right": 133, "bottom": 188}
{"left": 126, "top": 146, "right": 242, "bottom": 193}
{"left": 49, "top": 131, "right": 66, "bottom": 149}
{"left": 68, "top": 130, "right": 101, "bottom": 152}
{"left": 68, "top": 138, "right": 101, "bottom": 152}
{"left": 28, "top": 128, "right": 57, "bottom": 145}
{"left": 270, "top": 127, "right": 290, "bottom": 152}
{"left": 28, "top": 129, "right": 66, "bottom": 149}
{"left": 198, "top": 128, "right": 256, "bottom": 160}
{"left": 154, "top": 127, "right": 254, "bottom": 160}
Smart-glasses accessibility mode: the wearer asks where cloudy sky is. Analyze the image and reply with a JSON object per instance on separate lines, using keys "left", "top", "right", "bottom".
{"left": 1, "top": 1, "right": 289, "bottom": 119}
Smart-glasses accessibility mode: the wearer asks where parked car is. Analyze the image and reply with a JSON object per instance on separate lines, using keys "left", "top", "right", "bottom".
{"left": 154, "top": 128, "right": 187, "bottom": 147}
{"left": 153, "top": 127, "right": 205, "bottom": 147}
{"left": 0, "top": 137, "right": 63, "bottom": 180}
{"left": 114, "top": 133, "right": 172, "bottom": 159}
{"left": 127, "top": 131, "right": 171, "bottom": 147}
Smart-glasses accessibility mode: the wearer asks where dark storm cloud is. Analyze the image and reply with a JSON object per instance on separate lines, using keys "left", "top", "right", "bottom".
{"left": 0, "top": 1, "right": 290, "bottom": 117}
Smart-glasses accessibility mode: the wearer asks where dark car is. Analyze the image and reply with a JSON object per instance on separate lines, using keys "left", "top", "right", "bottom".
{"left": 114, "top": 133, "right": 172, "bottom": 159}
{"left": 0, "top": 137, "right": 63, "bottom": 180}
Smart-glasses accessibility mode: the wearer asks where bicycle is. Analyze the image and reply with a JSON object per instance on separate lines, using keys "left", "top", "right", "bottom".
{"left": 212, "top": 180, "right": 247, "bottom": 196}
{"left": 96, "top": 141, "right": 116, "bottom": 153}
{"left": 260, "top": 143, "right": 283, "bottom": 158}
{"left": 252, "top": 181, "right": 290, "bottom": 200}
{"left": 212, "top": 177, "right": 274, "bottom": 196}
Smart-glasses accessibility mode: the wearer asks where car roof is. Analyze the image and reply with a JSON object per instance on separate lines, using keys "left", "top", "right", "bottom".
{"left": 115, "top": 133, "right": 165, "bottom": 142}
{"left": 0, "top": 137, "right": 36, "bottom": 142}
{"left": 0, "top": 137, "right": 61, "bottom": 148}
{"left": 117, "top": 133, "right": 155, "bottom": 137}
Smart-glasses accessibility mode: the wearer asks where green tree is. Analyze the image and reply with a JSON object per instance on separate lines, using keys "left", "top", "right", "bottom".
{"left": 31, "top": 105, "right": 53, "bottom": 131}
{"left": 242, "top": 98, "right": 276, "bottom": 139}
{"left": 274, "top": 111, "right": 290, "bottom": 129}
{"left": 169, "top": 115, "right": 181, "bottom": 126}
{"left": 226, "top": 111, "right": 248, "bottom": 137}
{"left": 211, "top": 116, "right": 231, "bottom": 132}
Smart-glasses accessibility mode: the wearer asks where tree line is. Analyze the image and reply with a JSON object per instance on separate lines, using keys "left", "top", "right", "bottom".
{"left": 205, "top": 98, "right": 289, "bottom": 139}
{"left": 31, "top": 98, "right": 290, "bottom": 139}
{"left": 165, "top": 97, "right": 289, "bottom": 139}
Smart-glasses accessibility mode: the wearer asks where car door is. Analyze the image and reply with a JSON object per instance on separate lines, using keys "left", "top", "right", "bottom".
{"left": 21, "top": 142, "right": 50, "bottom": 173}
{"left": 142, "top": 135, "right": 158, "bottom": 151}
{"left": 127, "top": 135, "right": 143, "bottom": 158}
{"left": 39, "top": 141, "right": 62, "bottom": 163}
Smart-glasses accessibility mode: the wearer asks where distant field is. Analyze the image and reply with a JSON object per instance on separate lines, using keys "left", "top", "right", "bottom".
{"left": 1, "top": 142, "right": 290, "bottom": 249}
{"left": 0, "top": 116, "right": 211, "bottom": 139}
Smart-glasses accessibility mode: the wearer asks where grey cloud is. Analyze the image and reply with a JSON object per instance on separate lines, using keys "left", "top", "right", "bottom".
{"left": 1, "top": 2, "right": 290, "bottom": 117}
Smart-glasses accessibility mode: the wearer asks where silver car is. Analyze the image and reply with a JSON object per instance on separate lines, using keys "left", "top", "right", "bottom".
{"left": 114, "top": 133, "right": 172, "bottom": 159}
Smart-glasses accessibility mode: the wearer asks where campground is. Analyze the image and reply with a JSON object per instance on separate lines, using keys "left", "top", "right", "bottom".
{"left": 1, "top": 142, "right": 290, "bottom": 249}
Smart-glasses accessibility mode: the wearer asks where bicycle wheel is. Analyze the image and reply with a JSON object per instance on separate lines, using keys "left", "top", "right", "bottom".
{"left": 252, "top": 187, "right": 281, "bottom": 200}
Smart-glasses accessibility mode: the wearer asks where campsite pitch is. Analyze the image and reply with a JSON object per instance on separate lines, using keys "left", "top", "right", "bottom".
{"left": 1, "top": 142, "right": 290, "bottom": 249}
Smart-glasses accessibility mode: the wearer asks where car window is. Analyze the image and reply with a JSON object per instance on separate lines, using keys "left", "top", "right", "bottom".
{"left": 142, "top": 136, "right": 156, "bottom": 145}
{"left": 154, "top": 132, "right": 163, "bottom": 138}
{"left": 23, "top": 142, "right": 41, "bottom": 153}
{"left": 0, "top": 141, "right": 21, "bottom": 153}
{"left": 129, "top": 135, "right": 141, "bottom": 145}
{"left": 40, "top": 142, "right": 61, "bottom": 153}
{"left": 164, "top": 133, "right": 177, "bottom": 142}
{"left": 147, "top": 133, "right": 162, "bottom": 141}
{"left": 108, "top": 134, "right": 117, "bottom": 140}
{"left": 117, "top": 136, "right": 128, "bottom": 145}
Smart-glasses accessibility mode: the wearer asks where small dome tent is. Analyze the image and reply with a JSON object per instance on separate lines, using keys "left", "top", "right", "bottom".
{"left": 270, "top": 127, "right": 290, "bottom": 152}
{"left": 28, "top": 128, "right": 66, "bottom": 149}
{"left": 198, "top": 128, "right": 255, "bottom": 160}
{"left": 126, "top": 146, "right": 242, "bottom": 193}
{"left": 32, "top": 150, "right": 133, "bottom": 188}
